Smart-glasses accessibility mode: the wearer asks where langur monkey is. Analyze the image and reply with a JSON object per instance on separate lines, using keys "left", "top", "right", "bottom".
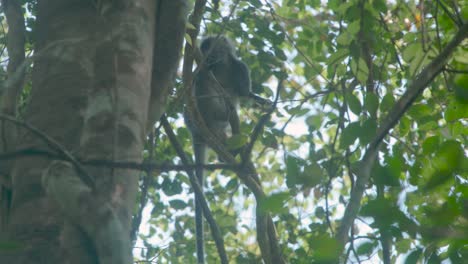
{"left": 184, "top": 35, "right": 251, "bottom": 263}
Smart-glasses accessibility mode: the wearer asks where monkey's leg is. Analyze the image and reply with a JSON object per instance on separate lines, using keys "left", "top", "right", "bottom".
{"left": 193, "top": 142, "right": 206, "bottom": 263}
{"left": 228, "top": 107, "right": 240, "bottom": 136}
{"left": 227, "top": 106, "right": 244, "bottom": 157}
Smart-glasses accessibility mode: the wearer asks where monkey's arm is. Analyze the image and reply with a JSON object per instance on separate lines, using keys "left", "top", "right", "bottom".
{"left": 231, "top": 58, "right": 251, "bottom": 97}
{"left": 249, "top": 92, "right": 273, "bottom": 107}
{"left": 228, "top": 57, "right": 271, "bottom": 107}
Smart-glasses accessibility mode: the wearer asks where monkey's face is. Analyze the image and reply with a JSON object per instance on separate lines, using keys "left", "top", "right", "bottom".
{"left": 200, "top": 36, "right": 235, "bottom": 67}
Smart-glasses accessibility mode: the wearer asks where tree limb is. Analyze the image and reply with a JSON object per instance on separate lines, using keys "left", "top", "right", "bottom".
{"left": 336, "top": 22, "right": 468, "bottom": 246}
{"left": 146, "top": 0, "right": 188, "bottom": 132}
{"left": 0, "top": 0, "right": 27, "bottom": 229}
{"left": 0, "top": 147, "right": 235, "bottom": 172}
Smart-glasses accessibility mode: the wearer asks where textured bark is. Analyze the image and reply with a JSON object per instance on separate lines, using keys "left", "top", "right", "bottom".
{"left": 0, "top": 0, "right": 187, "bottom": 263}
{"left": 146, "top": 0, "right": 188, "bottom": 131}
{"left": 0, "top": 0, "right": 26, "bottom": 230}
{"left": 0, "top": 0, "right": 26, "bottom": 115}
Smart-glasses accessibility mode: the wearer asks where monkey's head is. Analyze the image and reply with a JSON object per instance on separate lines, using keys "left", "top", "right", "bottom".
{"left": 200, "top": 36, "right": 236, "bottom": 67}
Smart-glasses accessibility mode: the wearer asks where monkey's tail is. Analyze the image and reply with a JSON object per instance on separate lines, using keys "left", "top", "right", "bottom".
{"left": 194, "top": 143, "right": 207, "bottom": 263}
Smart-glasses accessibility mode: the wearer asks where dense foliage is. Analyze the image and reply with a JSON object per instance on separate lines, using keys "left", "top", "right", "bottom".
{"left": 1, "top": 0, "right": 467, "bottom": 263}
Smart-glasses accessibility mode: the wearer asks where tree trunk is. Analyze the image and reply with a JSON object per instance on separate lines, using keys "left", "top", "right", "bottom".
{"left": 0, "top": 1, "right": 186, "bottom": 263}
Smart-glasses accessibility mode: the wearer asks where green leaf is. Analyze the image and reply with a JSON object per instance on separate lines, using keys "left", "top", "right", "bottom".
{"left": 399, "top": 116, "right": 411, "bottom": 136}
{"left": 422, "top": 140, "right": 465, "bottom": 190}
{"left": 327, "top": 48, "right": 348, "bottom": 65}
{"left": 333, "top": 0, "right": 352, "bottom": 14}
{"left": 453, "top": 74, "right": 468, "bottom": 103}
{"left": 408, "top": 104, "right": 432, "bottom": 119}
{"left": 419, "top": 121, "right": 438, "bottom": 131}
{"left": 227, "top": 134, "right": 248, "bottom": 150}
{"left": 360, "top": 118, "right": 377, "bottom": 145}
{"left": 364, "top": 93, "right": 379, "bottom": 117}
{"left": 249, "top": 0, "right": 262, "bottom": 8}
{"left": 387, "top": 154, "right": 403, "bottom": 182}
{"left": 274, "top": 48, "right": 287, "bottom": 61}
{"left": 350, "top": 58, "right": 369, "bottom": 84}
{"left": 0, "top": 240, "right": 23, "bottom": 251}
{"left": 360, "top": 198, "right": 415, "bottom": 234}
{"left": 306, "top": 115, "right": 322, "bottom": 130}
{"left": 374, "top": 0, "right": 388, "bottom": 13}
{"left": 402, "top": 43, "right": 421, "bottom": 62}
{"left": 161, "top": 178, "right": 183, "bottom": 196}
{"left": 395, "top": 238, "right": 412, "bottom": 252}
{"left": 315, "top": 206, "right": 326, "bottom": 219}
{"left": 308, "top": 234, "right": 340, "bottom": 262}
{"left": 462, "top": 4, "right": 468, "bottom": 20}
{"left": 261, "top": 131, "right": 279, "bottom": 149}
{"left": 405, "top": 248, "right": 423, "bottom": 264}
{"left": 259, "top": 192, "right": 289, "bottom": 214}
{"left": 286, "top": 155, "right": 303, "bottom": 188}
{"left": 445, "top": 99, "right": 468, "bottom": 122}
{"left": 337, "top": 32, "right": 353, "bottom": 45}
{"left": 301, "top": 162, "right": 325, "bottom": 188}
{"left": 347, "top": 20, "right": 361, "bottom": 35}
{"left": 288, "top": 105, "right": 310, "bottom": 116}
{"left": 422, "top": 136, "right": 439, "bottom": 155}
{"left": 380, "top": 93, "right": 395, "bottom": 113}
{"left": 169, "top": 200, "right": 187, "bottom": 210}
{"left": 225, "top": 178, "right": 238, "bottom": 191}
{"left": 409, "top": 51, "right": 430, "bottom": 75}
{"left": 347, "top": 92, "right": 362, "bottom": 115}
{"left": 356, "top": 241, "right": 375, "bottom": 256}
{"left": 373, "top": 164, "right": 400, "bottom": 187}
{"left": 340, "top": 121, "right": 361, "bottom": 148}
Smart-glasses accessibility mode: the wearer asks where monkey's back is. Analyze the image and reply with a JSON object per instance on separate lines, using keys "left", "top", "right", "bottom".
{"left": 195, "top": 70, "right": 236, "bottom": 122}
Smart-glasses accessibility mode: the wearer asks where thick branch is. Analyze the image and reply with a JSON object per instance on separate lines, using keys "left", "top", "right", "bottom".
{"left": 146, "top": 0, "right": 188, "bottom": 131}
{"left": 336, "top": 22, "right": 468, "bottom": 246}
{"left": 182, "top": 0, "right": 207, "bottom": 87}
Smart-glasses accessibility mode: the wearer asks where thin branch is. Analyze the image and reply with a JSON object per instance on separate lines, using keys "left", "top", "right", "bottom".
{"left": 242, "top": 79, "right": 283, "bottom": 161}
{"left": 182, "top": 0, "right": 207, "bottom": 88}
{"left": 0, "top": 114, "right": 95, "bottom": 188}
{"left": 264, "top": 0, "right": 329, "bottom": 83}
{"left": 131, "top": 126, "right": 160, "bottom": 243}
{"left": 444, "top": 68, "right": 468, "bottom": 74}
{"left": 0, "top": 147, "right": 236, "bottom": 172}
{"left": 435, "top": 0, "right": 462, "bottom": 26}
{"left": 378, "top": 13, "right": 403, "bottom": 71}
